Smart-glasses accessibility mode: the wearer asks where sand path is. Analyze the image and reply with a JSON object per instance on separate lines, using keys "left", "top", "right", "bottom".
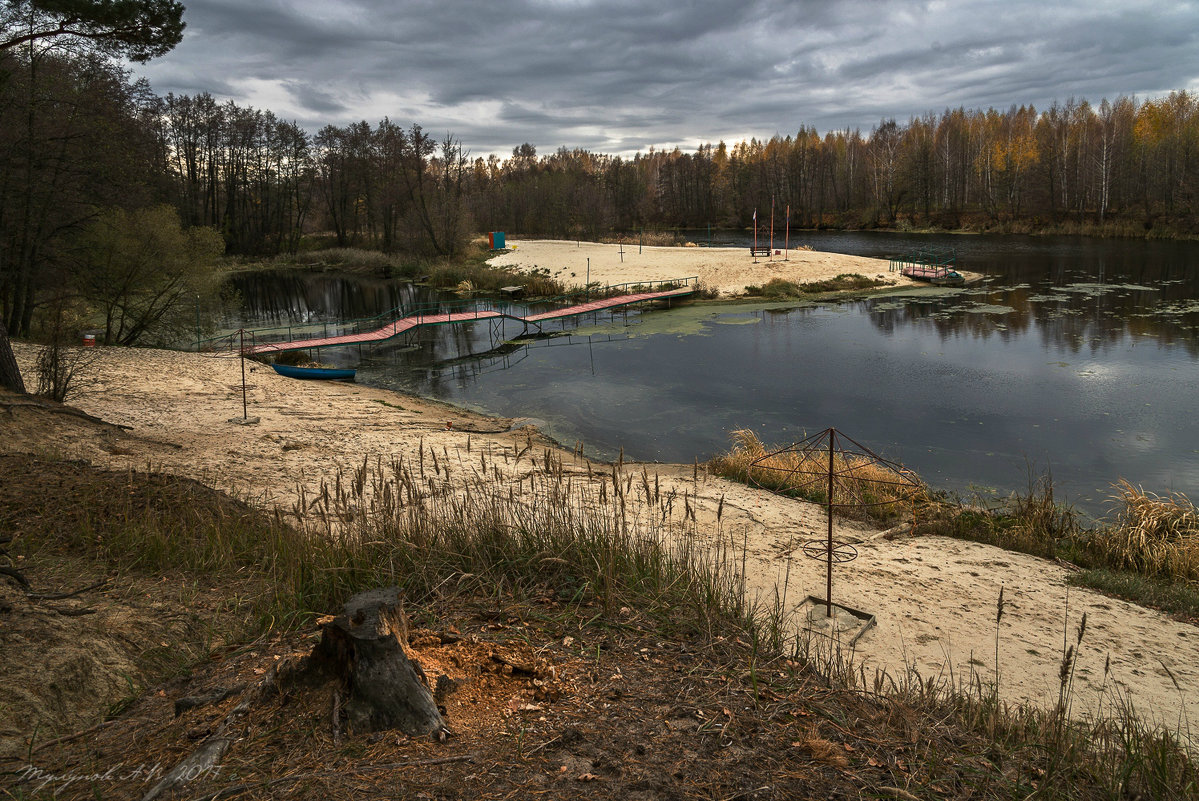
{"left": 7, "top": 343, "right": 1195, "bottom": 740}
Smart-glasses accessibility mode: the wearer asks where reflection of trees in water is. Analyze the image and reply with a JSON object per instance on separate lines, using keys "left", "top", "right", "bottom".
{"left": 227, "top": 271, "right": 426, "bottom": 325}
{"left": 864, "top": 285, "right": 1199, "bottom": 357}
{"left": 371, "top": 311, "right": 632, "bottom": 397}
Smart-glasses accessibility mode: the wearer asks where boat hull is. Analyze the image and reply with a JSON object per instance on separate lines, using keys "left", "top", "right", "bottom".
{"left": 270, "top": 363, "right": 356, "bottom": 381}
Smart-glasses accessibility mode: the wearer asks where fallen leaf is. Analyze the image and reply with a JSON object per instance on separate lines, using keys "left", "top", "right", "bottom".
{"left": 577, "top": 773, "right": 600, "bottom": 782}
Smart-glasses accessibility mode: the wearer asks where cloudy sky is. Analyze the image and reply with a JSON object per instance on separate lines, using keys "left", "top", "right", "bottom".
{"left": 132, "top": 0, "right": 1199, "bottom": 158}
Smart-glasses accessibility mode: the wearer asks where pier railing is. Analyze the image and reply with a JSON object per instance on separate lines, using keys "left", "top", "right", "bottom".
{"left": 194, "top": 276, "right": 698, "bottom": 351}
{"left": 888, "top": 247, "right": 957, "bottom": 273}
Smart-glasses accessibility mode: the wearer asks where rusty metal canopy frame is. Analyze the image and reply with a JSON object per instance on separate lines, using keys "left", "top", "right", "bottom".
{"left": 748, "top": 427, "right": 920, "bottom": 620}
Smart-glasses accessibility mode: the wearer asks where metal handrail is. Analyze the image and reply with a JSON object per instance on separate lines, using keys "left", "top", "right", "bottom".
{"left": 195, "top": 276, "right": 698, "bottom": 349}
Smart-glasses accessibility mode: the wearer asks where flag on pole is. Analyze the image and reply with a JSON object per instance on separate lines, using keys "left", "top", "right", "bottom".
{"left": 753, "top": 209, "right": 757, "bottom": 222}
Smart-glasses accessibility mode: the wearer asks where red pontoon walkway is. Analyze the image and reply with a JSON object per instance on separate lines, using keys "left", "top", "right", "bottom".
{"left": 241, "top": 283, "right": 696, "bottom": 355}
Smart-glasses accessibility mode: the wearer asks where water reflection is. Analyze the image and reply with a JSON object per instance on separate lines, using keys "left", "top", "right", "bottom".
{"left": 224, "top": 269, "right": 426, "bottom": 326}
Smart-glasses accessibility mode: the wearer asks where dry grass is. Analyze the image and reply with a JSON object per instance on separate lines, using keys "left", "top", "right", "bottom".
{"left": 6, "top": 452, "right": 1199, "bottom": 799}
{"left": 1094, "top": 480, "right": 1199, "bottom": 580}
{"left": 709, "top": 429, "right": 916, "bottom": 525}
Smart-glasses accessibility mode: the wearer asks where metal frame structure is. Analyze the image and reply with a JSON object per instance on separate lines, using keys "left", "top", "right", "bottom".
{"left": 748, "top": 427, "right": 920, "bottom": 619}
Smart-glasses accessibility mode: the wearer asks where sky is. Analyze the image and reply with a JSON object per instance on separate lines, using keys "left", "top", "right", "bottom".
{"left": 131, "top": 0, "right": 1199, "bottom": 159}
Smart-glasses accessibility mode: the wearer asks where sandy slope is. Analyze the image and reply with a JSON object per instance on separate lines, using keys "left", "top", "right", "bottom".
{"left": 6, "top": 342, "right": 1195, "bottom": 738}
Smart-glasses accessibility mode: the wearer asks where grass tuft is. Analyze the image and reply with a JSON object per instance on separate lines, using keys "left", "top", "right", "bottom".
{"left": 1092, "top": 480, "right": 1199, "bottom": 580}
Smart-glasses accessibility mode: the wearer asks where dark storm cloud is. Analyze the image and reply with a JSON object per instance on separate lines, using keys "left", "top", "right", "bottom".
{"left": 133, "top": 0, "right": 1199, "bottom": 156}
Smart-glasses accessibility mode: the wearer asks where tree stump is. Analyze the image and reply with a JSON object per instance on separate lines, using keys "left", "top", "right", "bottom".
{"left": 311, "top": 587, "right": 447, "bottom": 737}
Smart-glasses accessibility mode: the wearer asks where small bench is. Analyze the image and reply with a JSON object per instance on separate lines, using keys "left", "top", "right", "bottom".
{"left": 749, "top": 247, "right": 772, "bottom": 257}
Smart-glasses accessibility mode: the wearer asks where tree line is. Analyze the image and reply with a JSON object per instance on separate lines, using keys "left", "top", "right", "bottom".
{"left": 4, "top": 0, "right": 1199, "bottom": 359}
{"left": 471, "top": 95, "right": 1199, "bottom": 237}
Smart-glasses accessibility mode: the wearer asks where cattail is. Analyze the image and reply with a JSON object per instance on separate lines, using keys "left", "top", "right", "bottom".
{"left": 717, "top": 494, "right": 725, "bottom": 523}
{"left": 996, "top": 585, "right": 1006, "bottom": 626}
{"left": 1059, "top": 645, "right": 1075, "bottom": 688}
{"left": 1076, "top": 612, "right": 1087, "bottom": 645}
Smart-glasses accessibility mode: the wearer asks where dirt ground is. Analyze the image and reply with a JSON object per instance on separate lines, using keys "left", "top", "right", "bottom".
{"left": 3, "top": 342, "right": 1197, "bottom": 741}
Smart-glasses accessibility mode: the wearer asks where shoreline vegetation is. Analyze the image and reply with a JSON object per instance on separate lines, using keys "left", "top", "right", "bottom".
{"left": 712, "top": 431, "right": 1199, "bottom": 625}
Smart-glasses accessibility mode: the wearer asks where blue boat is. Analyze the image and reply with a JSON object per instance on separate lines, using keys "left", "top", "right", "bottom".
{"left": 271, "top": 363, "right": 356, "bottom": 381}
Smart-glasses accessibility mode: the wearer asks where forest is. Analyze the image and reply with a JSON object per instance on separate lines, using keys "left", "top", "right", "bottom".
{"left": 3, "top": 0, "right": 1199, "bottom": 349}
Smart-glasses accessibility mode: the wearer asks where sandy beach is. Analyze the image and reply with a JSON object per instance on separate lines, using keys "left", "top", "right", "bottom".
{"left": 6, "top": 341, "right": 1195, "bottom": 738}
{"left": 486, "top": 238, "right": 953, "bottom": 295}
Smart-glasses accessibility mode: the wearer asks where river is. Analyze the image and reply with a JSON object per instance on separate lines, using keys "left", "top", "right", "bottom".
{"left": 224, "top": 233, "right": 1199, "bottom": 517}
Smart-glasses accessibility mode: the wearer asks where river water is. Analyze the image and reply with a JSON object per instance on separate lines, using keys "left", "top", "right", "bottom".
{"left": 225, "top": 233, "right": 1199, "bottom": 516}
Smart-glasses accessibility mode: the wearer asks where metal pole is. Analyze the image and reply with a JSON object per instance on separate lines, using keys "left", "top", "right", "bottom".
{"left": 770, "top": 196, "right": 775, "bottom": 260}
{"left": 586, "top": 258, "right": 590, "bottom": 298}
{"left": 785, "top": 204, "right": 790, "bottom": 260}
{"left": 826, "top": 428, "right": 835, "bottom": 618}
{"left": 240, "top": 329, "right": 248, "bottom": 420}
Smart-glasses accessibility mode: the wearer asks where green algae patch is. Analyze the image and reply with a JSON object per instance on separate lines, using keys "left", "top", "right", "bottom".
{"left": 1059, "top": 283, "right": 1160, "bottom": 295}
{"left": 867, "top": 286, "right": 968, "bottom": 300}
{"left": 571, "top": 300, "right": 815, "bottom": 338}
{"left": 964, "top": 303, "right": 1017, "bottom": 314}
